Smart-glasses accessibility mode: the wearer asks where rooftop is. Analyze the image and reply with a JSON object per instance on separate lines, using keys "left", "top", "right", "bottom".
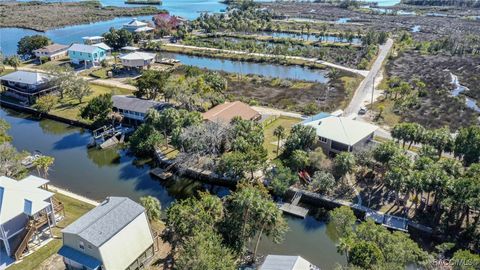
{"left": 68, "top": 43, "right": 105, "bottom": 54}
{"left": 112, "top": 95, "right": 169, "bottom": 114}
{"left": 82, "top": 36, "right": 104, "bottom": 40}
{"left": 33, "top": 43, "right": 69, "bottom": 53}
{"left": 0, "top": 70, "right": 52, "bottom": 85}
{"left": 202, "top": 101, "right": 260, "bottom": 123}
{"left": 260, "top": 255, "right": 320, "bottom": 270}
{"left": 120, "top": 51, "right": 156, "bottom": 61}
{"left": 121, "top": 46, "right": 140, "bottom": 51}
{"left": 92, "top": 42, "right": 111, "bottom": 51}
{"left": 123, "top": 18, "right": 148, "bottom": 27}
{"left": 62, "top": 197, "right": 145, "bottom": 247}
{"left": 302, "top": 114, "right": 378, "bottom": 146}
{"left": 134, "top": 26, "right": 155, "bottom": 32}
{"left": 0, "top": 175, "right": 54, "bottom": 224}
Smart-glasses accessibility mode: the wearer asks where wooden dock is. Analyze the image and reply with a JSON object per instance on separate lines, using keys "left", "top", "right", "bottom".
{"left": 279, "top": 203, "right": 309, "bottom": 218}
{"left": 150, "top": 168, "right": 173, "bottom": 180}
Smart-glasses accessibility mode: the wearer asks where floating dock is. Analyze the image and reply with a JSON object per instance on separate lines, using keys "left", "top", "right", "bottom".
{"left": 150, "top": 168, "right": 173, "bottom": 180}
{"left": 279, "top": 203, "right": 309, "bottom": 218}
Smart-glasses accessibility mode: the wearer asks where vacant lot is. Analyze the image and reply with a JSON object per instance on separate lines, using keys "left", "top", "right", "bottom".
{"left": 0, "top": 1, "right": 159, "bottom": 31}
{"left": 384, "top": 50, "right": 480, "bottom": 129}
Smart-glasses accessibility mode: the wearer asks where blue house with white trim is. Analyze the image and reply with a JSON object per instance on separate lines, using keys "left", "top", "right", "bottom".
{"left": 68, "top": 44, "right": 107, "bottom": 67}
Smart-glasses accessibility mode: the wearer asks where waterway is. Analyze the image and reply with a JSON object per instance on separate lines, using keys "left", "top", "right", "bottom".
{"left": 256, "top": 31, "right": 362, "bottom": 45}
{"left": 0, "top": 106, "right": 346, "bottom": 268}
{"left": 450, "top": 73, "right": 480, "bottom": 113}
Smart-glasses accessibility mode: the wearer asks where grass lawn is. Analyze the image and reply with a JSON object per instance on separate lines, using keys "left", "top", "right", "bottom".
{"left": 263, "top": 116, "right": 301, "bottom": 159}
{"left": 8, "top": 193, "right": 94, "bottom": 270}
{"left": 371, "top": 98, "right": 401, "bottom": 127}
{"left": 49, "top": 83, "right": 133, "bottom": 123}
{"left": 339, "top": 74, "right": 363, "bottom": 108}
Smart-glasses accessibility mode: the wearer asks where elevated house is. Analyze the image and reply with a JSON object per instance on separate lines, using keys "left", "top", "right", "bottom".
{"left": 33, "top": 43, "right": 69, "bottom": 61}
{"left": 301, "top": 112, "right": 378, "bottom": 155}
{"left": 122, "top": 18, "right": 154, "bottom": 33}
{"left": 259, "top": 255, "right": 320, "bottom": 270}
{"left": 152, "top": 13, "right": 184, "bottom": 32}
{"left": 92, "top": 42, "right": 112, "bottom": 55}
{"left": 202, "top": 101, "right": 261, "bottom": 123}
{"left": 82, "top": 36, "right": 105, "bottom": 45}
{"left": 119, "top": 51, "right": 156, "bottom": 69}
{"left": 112, "top": 95, "right": 170, "bottom": 125}
{"left": 58, "top": 197, "right": 155, "bottom": 270}
{"left": 0, "top": 70, "right": 56, "bottom": 104}
{"left": 68, "top": 44, "right": 107, "bottom": 67}
{"left": 0, "top": 175, "right": 63, "bottom": 264}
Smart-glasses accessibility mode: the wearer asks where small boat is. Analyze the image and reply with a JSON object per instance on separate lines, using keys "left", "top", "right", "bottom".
{"left": 21, "top": 150, "right": 44, "bottom": 168}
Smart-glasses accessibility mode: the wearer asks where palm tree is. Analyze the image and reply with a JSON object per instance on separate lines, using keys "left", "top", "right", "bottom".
{"left": 273, "top": 125, "right": 286, "bottom": 157}
{"left": 33, "top": 155, "right": 55, "bottom": 178}
{"left": 139, "top": 196, "right": 162, "bottom": 221}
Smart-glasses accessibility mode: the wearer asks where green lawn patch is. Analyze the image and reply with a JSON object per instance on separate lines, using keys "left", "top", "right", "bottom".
{"left": 263, "top": 116, "right": 301, "bottom": 159}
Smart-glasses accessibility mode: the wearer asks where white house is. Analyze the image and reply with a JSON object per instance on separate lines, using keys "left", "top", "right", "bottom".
{"left": 82, "top": 36, "right": 105, "bottom": 45}
{"left": 33, "top": 44, "right": 69, "bottom": 60}
{"left": 58, "top": 197, "right": 155, "bottom": 270}
{"left": 119, "top": 51, "right": 156, "bottom": 69}
{"left": 123, "top": 18, "right": 154, "bottom": 33}
{"left": 260, "top": 255, "right": 320, "bottom": 270}
{"left": 0, "top": 175, "right": 61, "bottom": 262}
{"left": 301, "top": 112, "right": 378, "bottom": 155}
{"left": 0, "top": 70, "right": 56, "bottom": 104}
{"left": 112, "top": 95, "right": 170, "bottom": 125}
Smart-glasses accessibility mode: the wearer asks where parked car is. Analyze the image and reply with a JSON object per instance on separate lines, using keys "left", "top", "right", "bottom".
{"left": 358, "top": 106, "right": 368, "bottom": 115}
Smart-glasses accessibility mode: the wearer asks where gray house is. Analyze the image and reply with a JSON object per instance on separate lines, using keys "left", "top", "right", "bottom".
{"left": 112, "top": 95, "right": 170, "bottom": 125}
{"left": 0, "top": 70, "right": 56, "bottom": 104}
{"left": 58, "top": 197, "right": 155, "bottom": 270}
{"left": 301, "top": 112, "right": 378, "bottom": 155}
{"left": 260, "top": 255, "right": 320, "bottom": 270}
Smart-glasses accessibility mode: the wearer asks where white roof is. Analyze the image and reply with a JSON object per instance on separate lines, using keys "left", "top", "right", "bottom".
{"left": 123, "top": 18, "right": 148, "bottom": 27}
{"left": 302, "top": 115, "right": 377, "bottom": 146}
{"left": 120, "top": 51, "right": 156, "bottom": 61}
{"left": 69, "top": 43, "right": 105, "bottom": 54}
{"left": 134, "top": 26, "right": 154, "bottom": 33}
{"left": 0, "top": 175, "right": 54, "bottom": 224}
{"left": 0, "top": 70, "right": 52, "bottom": 85}
{"left": 121, "top": 46, "right": 140, "bottom": 51}
{"left": 93, "top": 42, "right": 111, "bottom": 51}
{"left": 260, "top": 255, "right": 319, "bottom": 270}
{"left": 82, "top": 36, "right": 104, "bottom": 40}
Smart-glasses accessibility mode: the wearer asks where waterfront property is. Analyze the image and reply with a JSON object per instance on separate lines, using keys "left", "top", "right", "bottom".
{"left": 0, "top": 175, "right": 63, "bottom": 263}
{"left": 122, "top": 18, "right": 154, "bottom": 33}
{"left": 0, "top": 70, "right": 56, "bottom": 104}
{"left": 68, "top": 44, "right": 107, "bottom": 67}
{"left": 82, "top": 36, "right": 105, "bottom": 45}
{"left": 301, "top": 112, "right": 378, "bottom": 155}
{"left": 92, "top": 42, "right": 112, "bottom": 55}
{"left": 119, "top": 51, "right": 156, "bottom": 69}
{"left": 202, "top": 101, "right": 261, "bottom": 123}
{"left": 33, "top": 43, "right": 69, "bottom": 61}
{"left": 260, "top": 255, "right": 320, "bottom": 270}
{"left": 112, "top": 95, "right": 170, "bottom": 125}
{"left": 58, "top": 197, "right": 155, "bottom": 270}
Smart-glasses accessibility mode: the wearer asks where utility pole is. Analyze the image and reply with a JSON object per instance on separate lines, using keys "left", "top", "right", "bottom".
{"left": 371, "top": 74, "right": 375, "bottom": 110}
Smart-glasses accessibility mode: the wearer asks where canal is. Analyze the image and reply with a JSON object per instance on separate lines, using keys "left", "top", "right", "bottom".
{"left": 0, "top": 107, "right": 346, "bottom": 268}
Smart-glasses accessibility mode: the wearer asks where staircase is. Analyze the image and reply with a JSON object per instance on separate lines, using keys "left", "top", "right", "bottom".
{"left": 12, "top": 213, "right": 50, "bottom": 260}
{"left": 291, "top": 191, "right": 302, "bottom": 206}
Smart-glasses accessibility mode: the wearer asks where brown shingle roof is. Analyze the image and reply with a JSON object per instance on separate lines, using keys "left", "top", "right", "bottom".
{"left": 202, "top": 101, "right": 260, "bottom": 123}
{"left": 34, "top": 43, "right": 69, "bottom": 53}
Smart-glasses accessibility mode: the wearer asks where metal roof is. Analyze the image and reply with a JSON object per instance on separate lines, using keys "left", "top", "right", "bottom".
{"left": 61, "top": 197, "right": 145, "bottom": 247}
{"left": 124, "top": 18, "right": 148, "bottom": 27}
{"left": 58, "top": 246, "right": 102, "bottom": 269}
{"left": 68, "top": 43, "right": 105, "bottom": 54}
{"left": 202, "top": 101, "right": 260, "bottom": 123}
{"left": 260, "top": 255, "right": 319, "bottom": 270}
{"left": 33, "top": 43, "right": 69, "bottom": 54}
{"left": 119, "top": 51, "right": 156, "bottom": 61}
{"left": 92, "top": 42, "right": 111, "bottom": 51}
{"left": 112, "top": 95, "right": 169, "bottom": 114}
{"left": 0, "top": 70, "right": 52, "bottom": 85}
{"left": 0, "top": 176, "right": 53, "bottom": 224}
{"left": 302, "top": 115, "right": 378, "bottom": 146}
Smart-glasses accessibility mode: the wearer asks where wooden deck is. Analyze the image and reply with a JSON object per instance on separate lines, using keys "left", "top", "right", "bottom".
{"left": 150, "top": 168, "right": 173, "bottom": 180}
{"left": 279, "top": 203, "right": 309, "bottom": 218}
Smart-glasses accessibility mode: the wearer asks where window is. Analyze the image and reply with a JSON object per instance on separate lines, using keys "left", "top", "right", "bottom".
{"left": 319, "top": 136, "right": 328, "bottom": 143}
{"left": 79, "top": 241, "right": 85, "bottom": 250}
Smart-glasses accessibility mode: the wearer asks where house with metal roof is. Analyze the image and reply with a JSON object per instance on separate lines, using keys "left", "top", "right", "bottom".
{"left": 260, "top": 255, "right": 320, "bottom": 270}
{"left": 33, "top": 43, "right": 69, "bottom": 60}
{"left": 301, "top": 112, "right": 378, "bottom": 155}
{"left": 202, "top": 101, "right": 261, "bottom": 123}
{"left": 58, "top": 197, "right": 155, "bottom": 270}
{"left": 0, "top": 70, "right": 56, "bottom": 104}
{"left": 0, "top": 175, "right": 62, "bottom": 264}
{"left": 112, "top": 95, "right": 170, "bottom": 125}
{"left": 123, "top": 18, "right": 154, "bottom": 33}
{"left": 68, "top": 44, "right": 107, "bottom": 67}
{"left": 82, "top": 36, "right": 105, "bottom": 45}
{"left": 119, "top": 51, "right": 156, "bottom": 69}
{"left": 92, "top": 42, "right": 112, "bottom": 54}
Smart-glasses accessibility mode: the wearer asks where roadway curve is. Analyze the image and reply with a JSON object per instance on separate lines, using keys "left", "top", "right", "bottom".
{"left": 344, "top": 38, "right": 394, "bottom": 115}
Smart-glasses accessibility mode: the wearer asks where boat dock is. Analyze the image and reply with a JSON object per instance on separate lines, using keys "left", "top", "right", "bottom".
{"left": 279, "top": 191, "right": 309, "bottom": 218}
{"left": 150, "top": 168, "right": 173, "bottom": 180}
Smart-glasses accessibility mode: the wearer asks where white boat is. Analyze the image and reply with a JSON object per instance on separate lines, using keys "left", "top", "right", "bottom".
{"left": 21, "top": 151, "right": 44, "bottom": 168}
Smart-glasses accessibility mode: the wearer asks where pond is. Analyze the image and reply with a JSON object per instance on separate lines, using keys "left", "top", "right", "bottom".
{"left": 161, "top": 52, "right": 330, "bottom": 82}
{"left": 450, "top": 73, "right": 480, "bottom": 113}
{"left": 0, "top": 106, "right": 346, "bottom": 268}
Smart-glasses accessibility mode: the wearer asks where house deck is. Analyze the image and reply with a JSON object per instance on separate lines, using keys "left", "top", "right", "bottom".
{"left": 279, "top": 203, "right": 309, "bottom": 218}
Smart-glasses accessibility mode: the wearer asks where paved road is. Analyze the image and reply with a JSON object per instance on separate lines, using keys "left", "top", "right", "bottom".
{"left": 163, "top": 43, "right": 369, "bottom": 76}
{"left": 344, "top": 38, "right": 394, "bottom": 116}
